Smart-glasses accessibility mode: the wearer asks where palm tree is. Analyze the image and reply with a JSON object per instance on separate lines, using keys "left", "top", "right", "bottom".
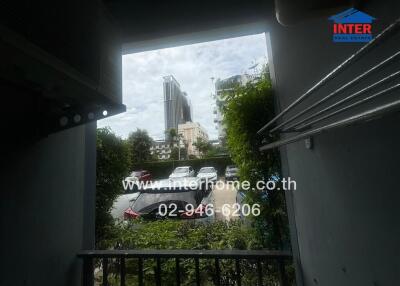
{"left": 166, "top": 128, "right": 185, "bottom": 160}
{"left": 166, "top": 128, "right": 178, "bottom": 148}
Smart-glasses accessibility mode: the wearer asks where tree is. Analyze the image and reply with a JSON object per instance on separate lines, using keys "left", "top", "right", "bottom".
{"left": 170, "top": 146, "right": 187, "bottom": 160}
{"left": 193, "top": 137, "right": 212, "bottom": 158}
{"left": 204, "top": 144, "right": 228, "bottom": 158}
{"left": 221, "top": 66, "right": 290, "bottom": 249}
{"left": 96, "top": 127, "right": 130, "bottom": 248}
{"left": 165, "top": 128, "right": 178, "bottom": 147}
{"left": 127, "top": 129, "right": 153, "bottom": 166}
{"left": 166, "top": 128, "right": 187, "bottom": 160}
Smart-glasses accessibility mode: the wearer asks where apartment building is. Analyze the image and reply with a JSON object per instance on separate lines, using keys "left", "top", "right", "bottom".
{"left": 178, "top": 122, "right": 209, "bottom": 157}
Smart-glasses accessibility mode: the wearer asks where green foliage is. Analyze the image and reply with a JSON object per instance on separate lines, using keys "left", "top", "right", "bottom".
{"left": 192, "top": 137, "right": 212, "bottom": 158}
{"left": 167, "top": 128, "right": 178, "bottom": 139}
{"left": 102, "top": 220, "right": 286, "bottom": 286}
{"left": 109, "top": 220, "right": 262, "bottom": 250}
{"left": 204, "top": 144, "right": 228, "bottom": 158}
{"left": 127, "top": 129, "right": 153, "bottom": 166}
{"left": 165, "top": 128, "right": 178, "bottom": 146}
{"left": 96, "top": 127, "right": 130, "bottom": 248}
{"left": 170, "top": 146, "right": 187, "bottom": 160}
{"left": 222, "top": 70, "right": 279, "bottom": 182}
{"left": 101, "top": 220, "right": 294, "bottom": 285}
{"left": 132, "top": 156, "right": 233, "bottom": 179}
{"left": 221, "top": 67, "right": 290, "bottom": 249}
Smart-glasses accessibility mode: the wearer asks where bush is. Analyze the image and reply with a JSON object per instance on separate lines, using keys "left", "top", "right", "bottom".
{"left": 102, "top": 220, "right": 288, "bottom": 286}
{"left": 132, "top": 156, "right": 233, "bottom": 179}
{"left": 127, "top": 129, "right": 153, "bottom": 165}
{"left": 96, "top": 127, "right": 130, "bottom": 248}
{"left": 221, "top": 67, "right": 290, "bottom": 250}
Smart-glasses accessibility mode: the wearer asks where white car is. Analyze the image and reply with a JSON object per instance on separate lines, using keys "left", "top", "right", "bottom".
{"left": 197, "top": 167, "right": 218, "bottom": 183}
{"left": 169, "top": 166, "right": 195, "bottom": 179}
{"left": 122, "top": 175, "right": 139, "bottom": 192}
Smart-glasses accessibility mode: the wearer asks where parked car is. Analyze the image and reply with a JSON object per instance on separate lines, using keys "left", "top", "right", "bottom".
{"left": 197, "top": 167, "right": 218, "bottom": 183}
{"left": 111, "top": 192, "right": 141, "bottom": 220}
{"left": 191, "top": 190, "right": 215, "bottom": 223}
{"left": 112, "top": 171, "right": 154, "bottom": 219}
{"left": 126, "top": 170, "right": 152, "bottom": 182}
{"left": 122, "top": 170, "right": 152, "bottom": 193}
{"left": 169, "top": 166, "right": 195, "bottom": 179}
{"left": 124, "top": 177, "right": 205, "bottom": 220}
{"left": 225, "top": 165, "right": 239, "bottom": 181}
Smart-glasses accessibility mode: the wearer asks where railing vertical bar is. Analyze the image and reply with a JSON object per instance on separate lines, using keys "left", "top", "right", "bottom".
{"left": 77, "top": 250, "right": 293, "bottom": 286}
{"left": 195, "top": 258, "right": 200, "bottom": 286}
{"left": 176, "top": 258, "right": 181, "bottom": 286}
{"left": 120, "top": 258, "right": 126, "bottom": 286}
{"left": 257, "top": 259, "right": 263, "bottom": 286}
{"left": 138, "top": 258, "right": 143, "bottom": 286}
{"left": 277, "top": 258, "right": 288, "bottom": 286}
{"left": 235, "top": 259, "right": 241, "bottom": 286}
{"left": 102, "top": 258, "right": 109, "bottom": 286}
{"left": 215, "top": 258, "right": 221, "bottom": 286}
{"left": 83, "top": 257, "right": 94, "bottom": 286}
{"left": 156, "top": 258, "right": 162, "bottom": 286}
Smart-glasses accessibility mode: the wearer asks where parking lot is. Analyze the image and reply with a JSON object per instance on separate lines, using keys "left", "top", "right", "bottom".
{"left": 212, "top": 179, "right": 238, "bottom": 221}
{"left": 112, "top": 165, "right": 243, "bottom": 222}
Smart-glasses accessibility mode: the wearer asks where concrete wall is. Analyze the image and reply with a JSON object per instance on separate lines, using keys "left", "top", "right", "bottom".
{"left": 0, "top": 123, "right": 96, "bottom": 286}
{"left": 266, "top": 2, "right": 400, "bottom": 285}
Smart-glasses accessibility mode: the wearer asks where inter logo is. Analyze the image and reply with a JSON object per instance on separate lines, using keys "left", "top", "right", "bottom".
{"left": 329, "top": 8, "right": 375, "bottom": 43}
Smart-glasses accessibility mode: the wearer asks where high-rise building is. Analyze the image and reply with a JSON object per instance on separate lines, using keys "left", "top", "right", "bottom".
{"left": 163, "top": 75, "right": 192, "bottom": 138}
{"left": 214, "top": 73, "right": 262, "bottom": 143}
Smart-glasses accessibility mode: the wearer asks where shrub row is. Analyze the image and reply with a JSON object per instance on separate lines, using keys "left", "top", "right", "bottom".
{"left": 132, "top": 156, "right": 233, "bottom": 179}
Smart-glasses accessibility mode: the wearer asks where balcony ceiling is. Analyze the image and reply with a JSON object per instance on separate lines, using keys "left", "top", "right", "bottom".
{"left": 104, "top": 0, "right": 355, "bottom": 53}
{"left": 104, "top": 0, "right": 276, "bottom": 43}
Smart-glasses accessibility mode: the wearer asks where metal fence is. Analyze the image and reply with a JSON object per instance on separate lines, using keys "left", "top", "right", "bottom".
{"left": 78, "top": 249, "right": 292, "bottom": 286}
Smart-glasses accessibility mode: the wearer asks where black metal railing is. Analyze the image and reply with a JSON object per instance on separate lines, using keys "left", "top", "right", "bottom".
{"left": 78, "top": 249, "right": 292, "bottom": 286}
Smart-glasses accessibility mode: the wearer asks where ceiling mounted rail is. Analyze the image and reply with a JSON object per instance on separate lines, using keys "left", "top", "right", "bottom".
{"left": 258, "top": 18, "right": 400, "bottom": 151}
{"left": 274, "top": 52, "right": 400, "bottom": 133}
{"left": 285, "top": 70, "right": 400, "bottom": 132}
{"left": 260, "top": 99, "right": 400, "bottom": 151}
{"left": 257, "top": 18, "right": 400, "bottom": 135}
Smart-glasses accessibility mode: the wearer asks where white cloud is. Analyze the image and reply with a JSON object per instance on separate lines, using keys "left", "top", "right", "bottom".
{"left": 98, "top": 33, "right": 268, "bottom": 140}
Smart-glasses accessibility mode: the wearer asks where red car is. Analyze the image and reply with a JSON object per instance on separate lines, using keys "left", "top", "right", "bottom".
{"left": 129, "top": 170, "right": 152, "bottom": 182}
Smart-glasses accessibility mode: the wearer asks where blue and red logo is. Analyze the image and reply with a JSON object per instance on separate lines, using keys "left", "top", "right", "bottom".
{"left": 329, "top": 8, "right": 375, "bottom": 43}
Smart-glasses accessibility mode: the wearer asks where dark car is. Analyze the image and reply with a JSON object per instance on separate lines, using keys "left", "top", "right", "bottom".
{"left": 124, "top": 177, "right": 206, "bottom": 220}
{"left": 225, "top": 165, "right": 239, "bottom": 181}
{"left": 191, "top": 190, "right": 215, "bottom": 223}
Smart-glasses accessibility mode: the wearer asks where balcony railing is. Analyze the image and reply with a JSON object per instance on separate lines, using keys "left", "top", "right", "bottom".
{"left": 78, "top": 249, "right": 292, "bottom": 286}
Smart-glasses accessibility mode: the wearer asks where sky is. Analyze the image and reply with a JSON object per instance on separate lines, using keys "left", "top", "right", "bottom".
{"left": 98, "top": 33, "right": 268, "bottom": 140}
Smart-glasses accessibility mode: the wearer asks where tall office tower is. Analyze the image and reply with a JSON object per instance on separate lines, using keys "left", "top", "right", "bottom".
{"left": 163, "top": 75, "right": 192, "bottom": 138}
